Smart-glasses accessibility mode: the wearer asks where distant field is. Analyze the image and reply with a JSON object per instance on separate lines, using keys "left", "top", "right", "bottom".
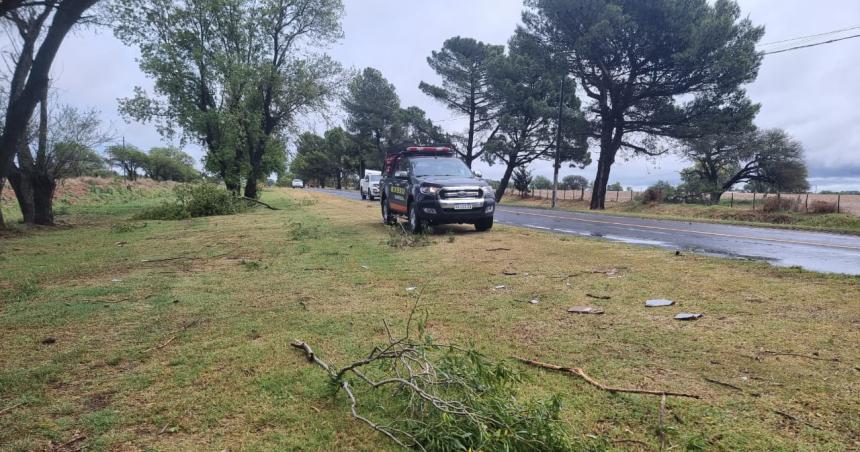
{"left": 1, "top": 187, "right": 858, "bottom": 450}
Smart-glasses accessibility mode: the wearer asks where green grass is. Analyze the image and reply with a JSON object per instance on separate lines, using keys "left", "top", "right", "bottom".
{"left": 502, "top": 197, "right": 860, "bottom": 235}
{"left": 1, "top": 187, "right": 858, "bottom": 451}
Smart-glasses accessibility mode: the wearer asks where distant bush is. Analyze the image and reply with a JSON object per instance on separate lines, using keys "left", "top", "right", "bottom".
{"left": 761, "top": 196, "right": 794, "bottom": 212}
{"left": 809, "top": 200, "right": 838, "bottom": 214}
{"left": 639, "top": 180, "right": 675, "bottom": 204}
{"left": 135, "top": 183, "right": 245, "bottom": 220}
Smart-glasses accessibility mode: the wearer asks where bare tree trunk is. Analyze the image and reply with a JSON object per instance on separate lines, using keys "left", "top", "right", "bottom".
{"left": 0, "top": 177, "right": 6, "bottom": 229}
{"left": 495, "top": 162, "right": 516, "bottom": 203}
{"left": 590, "top": 155, "right": 613, "bottom": 210}
{"left": 709, "top": 191, "right": 723, "bottom": 205}
{"left": 32, "top": 173, "right": 55, "bottom": 225}
{"left": 8, "top": 166, "right": 35, "bottom": 224}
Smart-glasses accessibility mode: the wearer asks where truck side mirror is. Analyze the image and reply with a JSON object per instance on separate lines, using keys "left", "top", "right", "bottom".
{"left": 473, "top": 170, "right": 483, "bottom": 178}
{"left": 394, "top": 170, "right": 408, "bottom": 179}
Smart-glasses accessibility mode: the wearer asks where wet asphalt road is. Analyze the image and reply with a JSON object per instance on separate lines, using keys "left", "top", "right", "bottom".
{"left": 310, "top": 188, "right": 860, "bottom": 275}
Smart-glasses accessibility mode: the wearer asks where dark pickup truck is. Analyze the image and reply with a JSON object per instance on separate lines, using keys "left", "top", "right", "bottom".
{"left": 380, "top": 147, "right": 496, "bottom": 233}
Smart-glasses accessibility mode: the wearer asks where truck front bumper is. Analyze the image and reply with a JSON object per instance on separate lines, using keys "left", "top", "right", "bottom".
{"left": 416, "top": 197, "right": 495, "bottom": 224}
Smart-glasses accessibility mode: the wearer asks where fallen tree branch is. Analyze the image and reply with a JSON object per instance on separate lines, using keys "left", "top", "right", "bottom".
{"left": 0, "top": 401, "right": 24, "bottom": 416}
{"left": 703, "top": 377, "right": 744, "bottom": 392}
{"left": 144, "top": 320, "right": 199, "bottom": 353}
{"left": 773, "top": 409, "right": 822, "bottom": 430}
{"left": 585, "top": 293, "right": 611, "bottom": 300}
{"left": 290, "top": 340, "right": 417, "bottom": 451}
{"left": 240, "top": 196, "right": 279, "bottom": 210}
{"left": 759, "top": 350, "right": 839, "bottom": 362}
{"left": 512, "top": 356, "right": 700, "bottom": 399}
{"left": 485, "top": 247, "right": 511, "bottom": 252}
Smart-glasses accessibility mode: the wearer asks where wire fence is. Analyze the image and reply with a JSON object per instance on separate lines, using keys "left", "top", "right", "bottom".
{"left": 506, "top": 189, "right": 860, "bottom": 216}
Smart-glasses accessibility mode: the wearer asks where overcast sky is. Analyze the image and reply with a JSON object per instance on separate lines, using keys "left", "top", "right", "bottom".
{"left": 13, "top": 0, "right": 860, "bottom": 191}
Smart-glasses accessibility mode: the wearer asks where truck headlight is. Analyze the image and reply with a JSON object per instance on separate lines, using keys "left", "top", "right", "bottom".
{"left": 419, "top": 185, "right": 441, "bottom": 195}
{"left": 482, "top": 186, "right": 495, "bottom": 197}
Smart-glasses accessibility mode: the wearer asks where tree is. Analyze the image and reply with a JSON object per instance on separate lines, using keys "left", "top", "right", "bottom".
{"left": 289, "top": 132, "right": 332, "bottom": 187}
{"left": 512, "top": 166, "right": 533, "bottom": 196}
{"left": 143, "top": 147, "right": 199, "bottom": 182}
{"left": 8, "top": 96, "right": 110, "bottom": 225}
{"left": 323, "top": 127, "right": 354, "bottom": 189}
{"left": 606, "top": 182, "right": 623, "bottom": 192}
{"left": 112, "top": 0, "right": 343, "bottom": 197}
{"left": 107, "top": 144, "right": 148, "bottom": 180}
{"left": 483, "top": 30, "right": 589, "bottom": 202}
{"left": 561, "top": 175, "right": 589, "bottom": 190}
{"left": 343, "top": 67, "right": 401, "bottom": 176}
{"left": 681, "top": 128, "right": 809, "bottom": 202}
{"left": 532, "top": 175, "right": 552, "bottom": 189}
{"left": 419, "top": 37, "right": 504, "bottom": 168}
{"left": 524, "top": 0, "right": 763, "bottom": 209}
{"left": 0, "top": 0, "right": 100, "bottom": 221}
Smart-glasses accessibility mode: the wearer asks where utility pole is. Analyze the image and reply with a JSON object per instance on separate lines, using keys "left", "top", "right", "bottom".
{"left": 551, "top": 75, "right": 565, "bottom": 209}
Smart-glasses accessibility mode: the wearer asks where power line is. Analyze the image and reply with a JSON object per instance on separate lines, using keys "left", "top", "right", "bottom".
{"left": 761, "top": 33, "right": 860, "bottom": 55}
{"left": 758, "top": 24, "right": 860, "bottom": 47}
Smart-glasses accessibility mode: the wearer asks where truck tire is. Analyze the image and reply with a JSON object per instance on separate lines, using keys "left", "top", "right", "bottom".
{"left": 381, "top": 198, "right": 396, "bottom": 225}
{"left": 474, "top": 217, "right": 493, "bottom": 232}
{"left": 407, "top": 202, "right": 424, "bottom": 234}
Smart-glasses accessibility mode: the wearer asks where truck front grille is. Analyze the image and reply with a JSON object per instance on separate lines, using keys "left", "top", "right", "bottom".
{"left": 440, "top": 188, "right": 482, "bottom": 199}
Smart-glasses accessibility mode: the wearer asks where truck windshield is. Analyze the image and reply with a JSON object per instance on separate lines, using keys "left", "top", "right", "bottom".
{"left": 369, "top": 175, "right": 381, "bottom": 182}
{"left": 411, "top": 158, "right": 472, "bottom": 177}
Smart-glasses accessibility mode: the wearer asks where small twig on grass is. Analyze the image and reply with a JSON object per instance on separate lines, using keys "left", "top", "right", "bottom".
{"left": 773, "top": 409, "right": 822, "bottom": 430}
{"left": 585, "top": 293, "right": 611, "bottom": 300}
{"left": 0, "top": 401, "right": 25, "bottom": 416}
{"left": 703, "top": 377, "right": 744, "bottom": 392}
{"left": 512, "top": 356, "right": 700, "bottom": 399}
{"left": 51, "top": 434, "right": 86, "bottom": 451}
{"left": 240, "top": 196, "right": 279, "bottom": 210}
{"left": 611, "top": 438, "right": 650, "bottom": 448}
{"left": 141, "top": 250, "right": 234, "bottom": 264}
{"left": 485, "top": 247, "right": 511, "bottom": 252}
{"left": 144, "top": 320, "right": 200, "bottom": 352}
{"left": 658, "top": 394, "right": 667, "bottom": 451}
{"left": 759, "top": 350, "right": 839, "bottom": 362}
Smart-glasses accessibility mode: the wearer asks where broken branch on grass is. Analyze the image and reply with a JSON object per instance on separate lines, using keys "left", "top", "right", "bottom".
{"left": 512, "top": 356, "right": 700, "bottom": 399}
{"left": 703, "top": 377, "right": 744, "bottom": 392}
{"left": 759, "top": 350, "right": 839, "bottom": 362}
{"left": 141, "top": 250, "right": 234, "bottom": 264}
{"left": 0, "top": 401, "right": 25, "bottom": 416}
{"left": 239, "top": 196, "right": 279, "bottom": 210}
{"left": 485, "top": 247, "right": 511, "bottom": 252}
{"left": 586, "top": 293, "right": 611, "bottom": 300}
{"left": 773, "top": 409, "right": 822, "bottom": 430}
{"left": 144, "top": 320, "right": 200, "bottom": 352}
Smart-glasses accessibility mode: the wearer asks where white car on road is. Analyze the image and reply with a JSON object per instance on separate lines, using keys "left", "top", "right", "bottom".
{"left": 360, "top": 171, "right": 382, "bottom": 200}
{"left": 291, "top": 178, "right": 304, "bottom": 188}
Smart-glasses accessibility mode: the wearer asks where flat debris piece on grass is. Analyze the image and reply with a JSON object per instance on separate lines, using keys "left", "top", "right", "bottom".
{"left": 675, "top": 313, "right": 703, "bottom": 321}
{"left": 646, "top": 299, "right": 675, "bottom": 307}
{"left": 568, "top": 306, "right": 605, "bottom": 315}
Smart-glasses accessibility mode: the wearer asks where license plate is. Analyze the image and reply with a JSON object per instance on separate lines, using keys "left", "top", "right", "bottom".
{"left": 454, "top": 203, "right": 472, "bottom": 210}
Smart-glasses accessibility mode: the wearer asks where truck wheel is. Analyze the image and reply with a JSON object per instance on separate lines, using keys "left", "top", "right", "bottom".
{"left": 368, "top": 195, "right": 375, "bottom": 201}
{"left": 407, "top": 203, "right": 424, "bottom": 234}
{"left": 382, "top": 198, "right": 396, "bottom": 225}
{"left": 474, "top": 217, "right": 493, "bottom": 232}
{"left": 361, "top": 190, "right": 367, "bottom": 200}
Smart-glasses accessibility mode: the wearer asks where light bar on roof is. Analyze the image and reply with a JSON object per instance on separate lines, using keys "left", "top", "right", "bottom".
{"left": 405, "top": 146, "right": 452, "bottom": 152}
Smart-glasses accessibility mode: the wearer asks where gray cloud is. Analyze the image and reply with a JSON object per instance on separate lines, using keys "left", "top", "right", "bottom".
{"left": 3, "top": 0, "right": 857, "bottom": 190}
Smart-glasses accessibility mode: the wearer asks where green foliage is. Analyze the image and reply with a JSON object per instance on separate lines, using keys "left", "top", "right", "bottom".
{"left": 682, "top": 128, "right": 810, "bottom": 202}
{"left": 420, "top": 37, "right": 504, "bottom": 166}
{"left": 287, "top": 222, "right": 322, "bottom": 241}
{"left": 111, "top": 0, "right": 344, "bottom": 195}
{"left": 524, "top": 0, "right": 765, "bottom": 208}
{"left": 143, "top": 147, "right": 199, "bottom": 182}
{"left": 106, "top": 145, "right": 149, "bottom": 180}
{"left": 512, "top": 167, "right": 533, "bottom": 194}
{"left": 386, "top": 224, "right": 431, "bottom": 248}
{"left": 606, "top": 182, "right": 623, "bottom": 192}
{"left": 532, "top": 175, "right": 552, "bottom": 190}
{"left": 343, "top": 67, "right": 402, "bottom": 170}
{"left": 135, "top": 183, "right": 245, "bottom": 220}
{"left": 640, "top": 180, "right": 676, "bottom": 204}
{"left": 561, "top": 175, "right": 589, "bottom": 190}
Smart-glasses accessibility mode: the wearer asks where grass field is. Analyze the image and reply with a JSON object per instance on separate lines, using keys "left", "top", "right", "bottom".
{"left": 503, "top": 196, "right": 860, "bottom": 235}
{"left": 1, "top": 187, "right": 859, "bottom": 451}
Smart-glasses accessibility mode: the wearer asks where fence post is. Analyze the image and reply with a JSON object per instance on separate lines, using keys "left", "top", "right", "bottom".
{"left": 837, "top": 194, "right": 841, "bottom": 213}
{"left": 616, "top": 190, "right": 620, "bottom": 202}
{"left": 730, "top": 192, "right": 734, "bottom": 208}
{"left": 581, "top": 187, "right": 584, "bottom": 201}
{"left": 630, "top": 189, "right": 633, "bottom": 201}
{"left": 805, "top": 193, "right": 809, "bottom": 212}
{"left": 752, "top": 192, "right": 756, "bottom": 211}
